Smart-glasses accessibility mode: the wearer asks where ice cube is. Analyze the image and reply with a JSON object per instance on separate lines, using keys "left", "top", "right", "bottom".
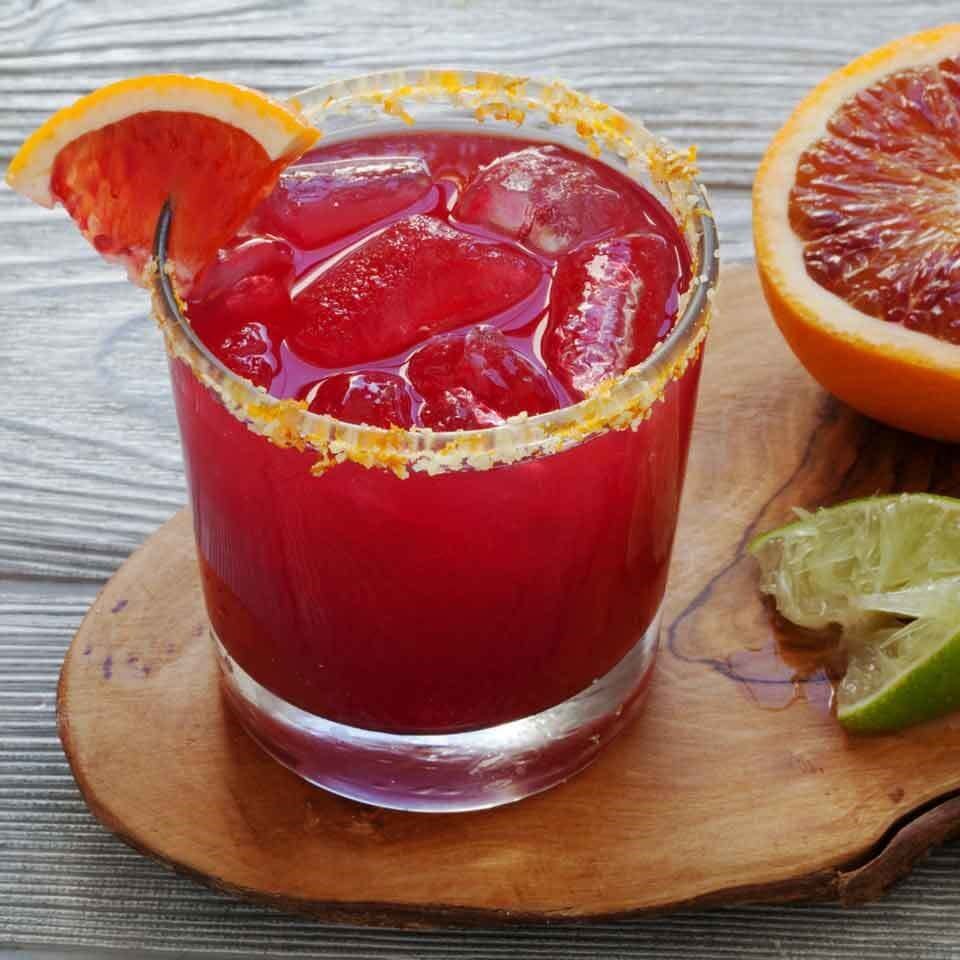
{"left": 305, "top": 372, "right": 414, "bottom": 429}
{"left": 249, "top": 156, "right": 434, "bottom": 248}
{"left": 190, "top": 236, "right": 295, "bottom": 302}
{"left": 187, "top": 238, "right": 297, "bottom": 344}
{"left": 420, "top": 388, "right": 505, "bottom": 431}
{"left": 291, "top": 215, "right": 543, "bottom": 366}
{"left": 544, "top": 234, "right": 682, "bottom": 397}
{"left": 454, "top": 145, "right": 628, "bottom": 254}
{"left": 212, "top": 322, "right": 279, "bottom": 389}
{"left": 408, "top": 325, "right": 558, "bottom": 418}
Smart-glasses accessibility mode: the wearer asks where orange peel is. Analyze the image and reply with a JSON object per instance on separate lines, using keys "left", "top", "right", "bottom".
{"left": 6, "top": 74, "right": 318, "bottom": 278}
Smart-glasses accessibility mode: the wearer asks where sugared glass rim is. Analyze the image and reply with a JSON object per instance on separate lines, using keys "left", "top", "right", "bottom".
{"left": 149, "top": 67, "right": 719, "bottom": 478}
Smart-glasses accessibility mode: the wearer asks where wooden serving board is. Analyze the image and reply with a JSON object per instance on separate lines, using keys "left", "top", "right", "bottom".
{"left": 58, "top": 265, "right": 960, "bottom": 925}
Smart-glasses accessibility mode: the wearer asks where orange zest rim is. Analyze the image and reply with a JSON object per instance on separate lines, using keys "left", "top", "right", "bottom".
{"left": 150, "top": 68, "right": 719, "bottom": 478}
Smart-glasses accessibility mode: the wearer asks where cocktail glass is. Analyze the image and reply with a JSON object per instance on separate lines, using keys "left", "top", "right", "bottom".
{"left": 150, "top": 69, "right": 719, "bottom": 812}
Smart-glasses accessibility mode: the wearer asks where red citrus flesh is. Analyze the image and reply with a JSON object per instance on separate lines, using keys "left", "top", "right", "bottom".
{"left": 789, "top": 54, "right": 960, "bottom": 344}
{"left": 51, "top": 111, "right": 288, "bottom": 275}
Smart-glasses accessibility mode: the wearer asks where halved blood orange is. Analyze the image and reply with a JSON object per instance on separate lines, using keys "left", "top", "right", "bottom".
{"left": 5, "top": 75, "right": 318, "bottom": 281}
{"left": 754, "top": 25, "right": 960, "bottom": 441}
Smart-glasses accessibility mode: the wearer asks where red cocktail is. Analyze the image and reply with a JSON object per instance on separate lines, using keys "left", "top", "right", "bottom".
{"left": 152, "top": 70, "right": 718, "bottom": 811}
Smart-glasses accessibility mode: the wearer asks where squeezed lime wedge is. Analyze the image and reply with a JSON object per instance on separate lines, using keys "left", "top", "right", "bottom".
{"left": 748, "top": 494, "right": 960, "bottom": 733}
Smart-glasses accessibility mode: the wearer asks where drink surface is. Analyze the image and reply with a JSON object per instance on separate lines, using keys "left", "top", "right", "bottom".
{"left": 184, "top": 131, "right": 691, "bottom": 429}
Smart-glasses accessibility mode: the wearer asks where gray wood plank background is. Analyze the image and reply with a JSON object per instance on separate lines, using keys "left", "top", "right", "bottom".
{"left": 2, "top": 0, "right": 959, "bottom": 956}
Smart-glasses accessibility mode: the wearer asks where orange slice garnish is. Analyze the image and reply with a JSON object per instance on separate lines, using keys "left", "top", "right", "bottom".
{"left": 754, "top": 25, "right": 960, "bottom": 441}
{"left": 6, "top": 74, "right": 318, "bottom": 280}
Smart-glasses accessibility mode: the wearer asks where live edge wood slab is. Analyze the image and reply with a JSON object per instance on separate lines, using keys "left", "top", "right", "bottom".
{"left": 57, "top": 265, "right": 960, "bottom": 926}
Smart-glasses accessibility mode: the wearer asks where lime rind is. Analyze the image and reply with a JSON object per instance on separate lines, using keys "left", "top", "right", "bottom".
{"left": 837, "top": 619, "right": 960, "bottom": 733}
{"left": 748, "top": 493, "right": 960, "bottom": 733}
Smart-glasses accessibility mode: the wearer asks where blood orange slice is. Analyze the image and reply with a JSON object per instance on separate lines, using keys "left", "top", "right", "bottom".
{"left": 5, "top": 75, "right": 318, "bottom": 281}
{"left": 754, "top": 25, "right": 960, "bottom": 441}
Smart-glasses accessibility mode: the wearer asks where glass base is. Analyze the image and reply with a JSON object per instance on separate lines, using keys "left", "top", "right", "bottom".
{"left": 215, "top": 608, "right": 661, "bottom": 813}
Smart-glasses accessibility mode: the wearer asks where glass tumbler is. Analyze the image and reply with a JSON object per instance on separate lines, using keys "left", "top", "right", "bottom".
{"left": 150, "top": 69, "right": 719, "bottom": 812}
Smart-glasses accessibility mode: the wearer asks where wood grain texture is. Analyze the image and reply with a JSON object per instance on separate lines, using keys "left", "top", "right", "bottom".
{"left": 4, "top": 1, "right": 960, "bottom": 956}
{"left": 55, "top": 267, "right": 960, "bottom": 927}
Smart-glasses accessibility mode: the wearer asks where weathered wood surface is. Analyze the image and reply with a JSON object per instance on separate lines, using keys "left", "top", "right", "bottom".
{"left": 3, "top": 1, "right": 960, "bottom": 957}
{"left": 57, "top": 267, "right": 960, "bottom": 926}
